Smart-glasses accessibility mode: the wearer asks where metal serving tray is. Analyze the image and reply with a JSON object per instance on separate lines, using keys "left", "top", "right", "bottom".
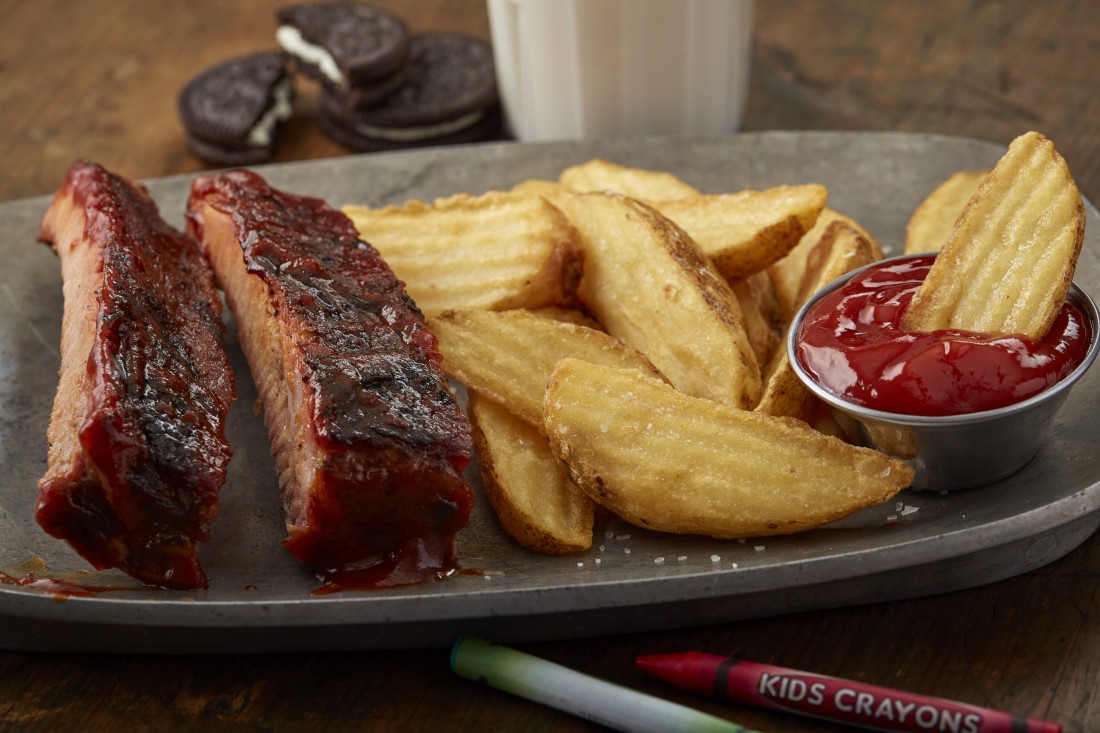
{"left": 2, "top": 131, "right": 1098, "bottom": 653}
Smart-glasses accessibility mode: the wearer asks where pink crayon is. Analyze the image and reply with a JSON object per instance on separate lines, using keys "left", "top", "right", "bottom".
{"left": 636, "top": 651, "right": 1060, "bottom": 733}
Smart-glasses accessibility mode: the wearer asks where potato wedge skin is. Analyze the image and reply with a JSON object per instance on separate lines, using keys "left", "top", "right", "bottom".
{"left": 469, "top": 393, "right": 593, "bottom": 554}
{"left": 544, "top": 359, "right": 913, "bottom": 538}
{"left": 555, "top": 192, "right": 761, "bottom": 409}
{"left": 343, "top": 191, "right": 583, "bottom": 318}
{"left": 429, "top": 308, "right": 662, "bottom": 430}
{"left": 901, "top": 131, "right": 1084, "bottom": 339}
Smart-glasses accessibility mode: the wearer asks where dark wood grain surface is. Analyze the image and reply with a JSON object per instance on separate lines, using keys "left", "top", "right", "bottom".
{"left": 2, "top": 1, "right": 1098, "bottom": 731}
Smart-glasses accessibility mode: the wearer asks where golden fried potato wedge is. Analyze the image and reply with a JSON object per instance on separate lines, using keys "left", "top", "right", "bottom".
{"left": 469, "top": 393, "right": 594, "bottom": 554}
{"left": 756, "top": 221, "right": 879, "bottom": 420}
{"left": 651, "top": 185, "right": 828, "bottom": 281}
{"left": 343, "top": 191, "right": 582, "bottom": 318}
{"left": 559, "top": 158, "right": 700, "bottom": 199}
{"left": 554, "top": 192, "right": 761, "bottom": 409}
{"left": 902, "top": 131, "right": 1085, "bottom": 339}
{"left": 544, "top": 359, "right": 913, "bottom": 538}
{"left": 769, "top": 208, "right": 880, "bottom": 321}
{"left": 730, "top": 273, "right": 782, "bottom": 369}
{"left": 429, "top": 308, "right": 662, "bottom": 430}
{"left": 904, "top": 170, "right": 989, "bottom": 254}
{"left": 795, "top": 220, "right": 881, "bottom": 307}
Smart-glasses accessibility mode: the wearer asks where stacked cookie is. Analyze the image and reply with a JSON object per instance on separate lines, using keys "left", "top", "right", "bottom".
{"left": 179, "top": 2, "right": 500, "bottom": 166}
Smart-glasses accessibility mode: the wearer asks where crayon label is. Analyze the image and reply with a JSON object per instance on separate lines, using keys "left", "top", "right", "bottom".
{"left": 726, "top": 665, "right": 993, "bottom": 733}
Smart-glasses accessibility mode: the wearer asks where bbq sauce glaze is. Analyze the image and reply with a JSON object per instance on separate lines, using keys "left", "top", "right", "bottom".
{"left": 796, "top": 255, "right": 1091, "bottom": 416}
{"left": 188, "top": 170, "right": 474, "bottom": 590}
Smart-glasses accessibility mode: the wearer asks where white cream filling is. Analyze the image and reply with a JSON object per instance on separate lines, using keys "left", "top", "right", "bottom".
{"left": 277, "top": 25, "right": 344, "bottom": 85}
{"left": 349, "top": 110, "right": 485, "bottom": 142}
{"left": 247, "top": 77, "right": 295, "bottom": 147}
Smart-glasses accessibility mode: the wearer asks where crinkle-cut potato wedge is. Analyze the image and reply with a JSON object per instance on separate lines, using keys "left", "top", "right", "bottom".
{"left": 904, "top": 170, "right": 989, "bottom": 254}
{"left": 342, "top": 191, "right": 582, "bottom": 318}
{"left": 544, "top": 359, "right": 913, "bottom": 538}
{"left": 769, "top": 208, "right": 880, "bottom": 321}
{"left": 558, "top": 158, "right": 700, "bottom": 200}
{"left": 757, "top": 221, "right": 879, "bottom": 420}
{"left": 468, "top": 392, "right": 594, "bottom": 554}
{"left": 553, "top": 192, "right": 761, "bottom": 409}
{"left": 428, "top": 308, "right": 663, "bottom": 430}
{"left": 651, "top": 185, "right": 828, "bottom": 282}
{"left": 730, "top": 273, "right": 782, "bottom": 369}
{"left": 902, "top": 131, "right": 1085, "bottom": 340}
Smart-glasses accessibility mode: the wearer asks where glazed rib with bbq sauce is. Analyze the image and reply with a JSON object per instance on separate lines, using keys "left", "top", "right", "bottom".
{"left": 36, "top": 160, "right": 235, "bottom": 590}
{"left": 186, "top": 169, "right": 474, "bottom": 589}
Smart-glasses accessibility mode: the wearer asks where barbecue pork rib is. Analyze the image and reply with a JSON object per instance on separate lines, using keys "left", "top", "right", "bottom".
{"left": 186, "top": 170, "right": 474, "bottom": 588}
{"left": 36, "top": 161, "right": 235, "bottom": 590}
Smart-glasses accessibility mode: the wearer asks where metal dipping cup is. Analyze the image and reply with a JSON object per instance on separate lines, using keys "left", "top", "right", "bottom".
{"left": 788, "top": 256, "right": 1100, "bottom": 492}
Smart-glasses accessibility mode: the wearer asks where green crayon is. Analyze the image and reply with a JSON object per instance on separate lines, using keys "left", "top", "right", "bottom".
{"left": 451, "top": 636, "right": 764, "bottom": 733}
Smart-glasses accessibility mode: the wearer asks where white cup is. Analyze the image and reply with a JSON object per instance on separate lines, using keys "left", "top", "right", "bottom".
{"left": 486, "top": 0, "right": 753, "bottom": 142}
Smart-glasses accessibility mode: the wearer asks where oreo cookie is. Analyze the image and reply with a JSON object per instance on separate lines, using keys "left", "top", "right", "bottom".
{"left": 318, "top": 33, "right": 501, "bottom": 151}
{"left": 276, "top": 3, "right": 409, "bottom": 88}
{"left": 179, "top": 51, "right": 294, "bottom": 166}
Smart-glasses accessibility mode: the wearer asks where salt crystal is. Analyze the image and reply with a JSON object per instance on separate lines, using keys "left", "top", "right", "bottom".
{"left": 901, "top": 505, "right": 919, "bottom": 516}
{"left": 595, "top": 558, "right": 602, "bottom": 565}
{"left": 616, "top": 534, "right": 631, "bottom": 541}
{"left": 710, "top": 555, "right": 721, "bottom": 563}
{"left": 731, "top": 562, "right": 739, "bottom": 569}
{"left": 754, "top": 545, "right": 765, "bottom": 552}
{"left": 887, "top": 514, "right": 898, "bottom": 522}
{"left": 577, "top": 562, "right": 584, "bottom": 568}
{"left": 624, "top": 547, "right": 632, "bottom": 555}
{"left": 605, "top": 531, "right": 615, "bottom": 539}
{"left": 600, "top": 423, "right": 609, "bottom": 433}
{"left": 654, "top": 557, "right": 665, "bottom": 565}
{"left": 677, "top": 555, "right": 687, "bottom": 562}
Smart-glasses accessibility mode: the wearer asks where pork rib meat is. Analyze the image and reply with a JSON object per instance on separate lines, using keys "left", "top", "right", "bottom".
{"left": 186, "top": 170, "right": 474, "bottom": 588}
{"left": 36, "top": 160, "right": 235, "bottom": 590}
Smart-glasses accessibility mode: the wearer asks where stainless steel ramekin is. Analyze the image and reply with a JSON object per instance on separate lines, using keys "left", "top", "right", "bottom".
{"left": 787, "top": 255, "right": 1100, "bottom": 491}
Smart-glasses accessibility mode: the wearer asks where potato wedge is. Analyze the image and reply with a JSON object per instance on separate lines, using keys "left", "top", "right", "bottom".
{"left": 902, "top": 132, "right": 1084, "bottom": 339}
{"left": 469, "top": 393, "right": 593, "bottom": 554}
{"left": 559, "top": 158, "right": 700, "bottom": 199}
{"left": 904, "top": 170, "right": 988, "bottom": 254}
{"left": 544, "top": 359, "right": 913, "bottom": 538}
{"left": 651, "top": 185, "right": 828, "bottom": 281}
{"left": 429, "top": 308, "right": 663, "bottom": 430}
{"left": 769, "top": 208, "right": 880, "bottom": 321}
{"left": 554, "top": 192, "right": 761, "bottom": 409}
{"left": 756, "top": 221, "right": 879, "bottom": 420}
{"left": 343, "top": 190, "right": 582, "bottom": 318}
{"left": 730, "top": 272, "right": 782, "bottom": 369}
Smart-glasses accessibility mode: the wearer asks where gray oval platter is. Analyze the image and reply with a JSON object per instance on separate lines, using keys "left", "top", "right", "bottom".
{"left": 2, "top": 131, "right": 1098, "bottom": 653}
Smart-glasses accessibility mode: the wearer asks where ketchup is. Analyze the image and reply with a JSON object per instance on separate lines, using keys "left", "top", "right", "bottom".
{"left": 796, "top": 255, "right": 1092, "bottom": 416}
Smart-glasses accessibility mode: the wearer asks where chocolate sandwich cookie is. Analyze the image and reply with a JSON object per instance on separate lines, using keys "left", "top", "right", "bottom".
{"left": 276, "top": 2, "right": 409, "bottom": 88}
{"left": 318, "top": 33, "right": 501, "bottom": 152}
{"left": 179, "top": 51, "right": 294, "bottom": 166}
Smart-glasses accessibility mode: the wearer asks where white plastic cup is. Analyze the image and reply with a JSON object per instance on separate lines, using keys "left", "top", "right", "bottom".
{"left": 486, "top": 0, "right": 753, "bottom": 142}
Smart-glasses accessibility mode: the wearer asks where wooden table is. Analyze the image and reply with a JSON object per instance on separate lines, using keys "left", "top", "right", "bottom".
{"left": 2, "top": 1, "right": 1098, "bottom": 730}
